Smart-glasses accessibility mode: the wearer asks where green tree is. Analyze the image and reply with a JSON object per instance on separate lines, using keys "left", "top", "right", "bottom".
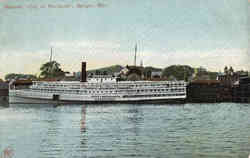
{"left": 40, "top": 61, "right": 65, "bottom": 78}
{"left": 5, "top": 73, "right": 37, "bottom": 81}
{"left": 162, "top": 65, "right": 194, "bottom": 81}
{"left": 5, "top": 73, "right": 17, "bottom": 81}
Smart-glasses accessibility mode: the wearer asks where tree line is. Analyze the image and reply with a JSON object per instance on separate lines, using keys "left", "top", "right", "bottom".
{"left": 3, "top": 60, "right": 249, "bottom": 81}
{"left": 4, "top": 61, "right": 65, "bottom": 81}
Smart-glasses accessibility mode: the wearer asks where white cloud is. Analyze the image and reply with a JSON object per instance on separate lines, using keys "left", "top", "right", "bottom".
{"left": 0, "top": 50, "right": 49, "bottom": 78}
{"left": 0, "top": 40, "right": 249, "bottom": 79}
{"left": 140, "top": 48, "right": 249, "bottom": 71}
{"left": 50, "top": 40, "right": 121, "bottom": 49}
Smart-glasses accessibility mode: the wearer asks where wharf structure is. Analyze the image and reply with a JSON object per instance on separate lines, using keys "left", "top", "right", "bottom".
{"left": 0, "top": 82, "right": 9, "bottom": 104}
{"left": 187, "top": 80, "right": 221, "bottom": 103}
{"left": 187, "top": 66, "right": 250, "bottom": 103}
{"left": 217, "top": 69, "right": 249, "bottom": 103}
{"left": 232, "top": 77, "right": 250, "bottom": 103}
{"left": 216, "top": 71, "right": 243, "bottom": 102}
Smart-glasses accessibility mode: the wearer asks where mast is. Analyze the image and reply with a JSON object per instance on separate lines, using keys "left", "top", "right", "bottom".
{"left": 50, "top": 47, "right": 52, "bottom": 62}
{"left": 49, "top": 47, "right": 53, "bottom": 78}
{"left": 134, "top": 44, "right": 137, "bottom": 66}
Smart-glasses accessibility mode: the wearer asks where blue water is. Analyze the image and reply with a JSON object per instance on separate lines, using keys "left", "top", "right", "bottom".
{"left": 0, "top": 103, "right": 250, "bottom": 158}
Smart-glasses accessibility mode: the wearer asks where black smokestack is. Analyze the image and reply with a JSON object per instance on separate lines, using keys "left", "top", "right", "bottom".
{"left": 81, "top": 62, "right": 87, "bottom": 82}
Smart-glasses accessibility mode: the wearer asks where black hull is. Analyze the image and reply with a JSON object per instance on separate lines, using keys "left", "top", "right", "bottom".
{"left": 9, "top": 95, "right": 186, "bottom": 105}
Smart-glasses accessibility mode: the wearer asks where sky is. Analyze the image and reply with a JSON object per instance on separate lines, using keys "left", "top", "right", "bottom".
{"left": 0, "top": 0, "right": 249, "bottom": 78}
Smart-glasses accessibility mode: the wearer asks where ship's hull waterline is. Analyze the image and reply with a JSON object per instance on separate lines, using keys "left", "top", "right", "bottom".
{"left": 9, "top": 96, "right": 186, "bottom": 104}
{"left": 9, "top": 90, "right": 186, "bottom": 105}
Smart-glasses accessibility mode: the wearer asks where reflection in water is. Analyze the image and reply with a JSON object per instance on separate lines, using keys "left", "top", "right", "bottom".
{"left": 79, "top": 105, "right": 88, "bottom": 156}
{"left": 126, "top": 106, "right": 145, "bottom": 155}
{"left": 127, "top": 106, "right": 144, "bottom": 137}
{"left": 80, "top": 105, "right": 86, "bottom": 133}
{"left": 39, "top": 108, "right": 63, "bottom": 158}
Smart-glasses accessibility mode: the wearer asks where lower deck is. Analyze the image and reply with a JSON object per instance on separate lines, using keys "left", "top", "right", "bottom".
{"left": 9, "top": 90, "right": 186, "bottom": 104}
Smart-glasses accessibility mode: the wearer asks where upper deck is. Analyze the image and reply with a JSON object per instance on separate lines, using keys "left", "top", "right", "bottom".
{"left": 30, "top": 80, "right": 186, "bottom": 90}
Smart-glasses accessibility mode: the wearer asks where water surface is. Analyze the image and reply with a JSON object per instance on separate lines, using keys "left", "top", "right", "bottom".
{"left": 0, "top": 103, "right": 250, "bottom": 158}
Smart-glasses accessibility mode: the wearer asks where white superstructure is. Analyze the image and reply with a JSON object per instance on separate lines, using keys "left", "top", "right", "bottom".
{"left": 9, "top": 77, "right": 187, "bottom": 104}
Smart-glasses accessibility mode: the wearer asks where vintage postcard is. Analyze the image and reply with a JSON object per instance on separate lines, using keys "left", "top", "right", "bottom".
{"left": 0, "top": 0, "right": 249, "bottom": 158}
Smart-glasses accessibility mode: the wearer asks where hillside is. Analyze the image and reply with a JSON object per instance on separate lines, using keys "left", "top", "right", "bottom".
{"left": 87, "top": 65, "right": 163, "bottom": 75}
{"left": 143, "top": 66, "right": 162, "bottom": 72}
{"left": 87, "top": 65, "right": 124, "bottom": 75}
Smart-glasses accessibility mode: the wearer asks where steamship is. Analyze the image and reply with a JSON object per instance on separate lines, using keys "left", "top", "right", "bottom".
{"left": 9, "top": 62, "right": 187, "bottom": 104}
